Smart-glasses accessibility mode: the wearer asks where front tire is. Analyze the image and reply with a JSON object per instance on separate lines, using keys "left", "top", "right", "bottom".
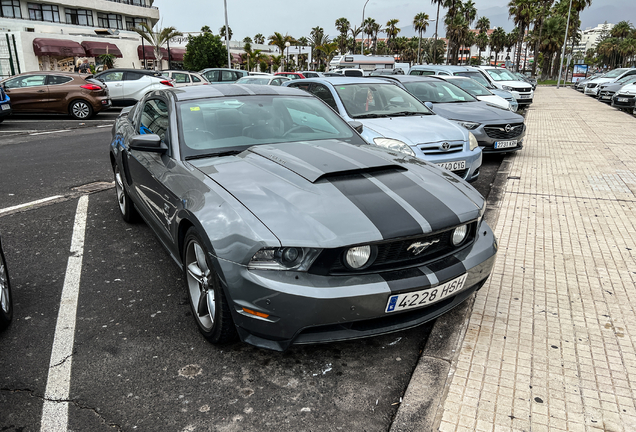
{"left": 69, "top": 100, "right": 93, "bottom": 120}
{"left": 183, "top": 228, "right": 236, "bottom": 344}
{"left": 0, "top": 244, "right": 13, "bottom": 330}
{"left": 114, "top": 164, "right": 138, "bottom": 222}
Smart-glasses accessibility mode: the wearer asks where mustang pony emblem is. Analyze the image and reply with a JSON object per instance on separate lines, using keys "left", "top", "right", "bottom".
{"left": 407, "top": 239, "right": 440, "bottom": 255}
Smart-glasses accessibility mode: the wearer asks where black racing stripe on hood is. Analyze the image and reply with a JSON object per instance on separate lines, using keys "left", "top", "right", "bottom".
{"left": 376, "top": 172, "right": 461, "bottom": 231}
{"left": 270, "top": 142, "right": 361, "bottom": 173}
{"left": 317, "top": 141, "right": 396, "bottom": 168}
{"left": 427, "top": 256, "right": 467, "bottom": 284}
{"left": 381, "top": 268, "right": 430, "bottom": 294}
{"left": 329, "top": 174, "right": 423, "bottom": 240}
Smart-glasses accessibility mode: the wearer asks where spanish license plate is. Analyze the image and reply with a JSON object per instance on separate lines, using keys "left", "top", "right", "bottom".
{"left": 0, "top": 104, "right": 9, "bottom": 111}
{"left": 436, "top": 160, "right": 466, "bottom": 172}
{"left": 601, "top": 96, "right": 610, "bottom": 99}
{"left": 385, "top": 274, "right": 467, "bottom": 313}
{"left": 618, "top": 97, "right": 628, "bottom": 102}
{"left": 519, "top": 94, "right": 531, "bottom": 99}
{"left": 495, "top": 140, "right": 517, "bottom": 149}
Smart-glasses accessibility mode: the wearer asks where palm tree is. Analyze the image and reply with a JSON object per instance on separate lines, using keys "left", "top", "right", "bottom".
{"left": 219, "top": 25, "right": 232, "bottom": 41}
{"left": 133, "top": 23, "right": 182, "bottom": 70}
{"left": 317, "top": 42, "right": 339, "bottom": 66}
{"left": 445, "top": 13, "right": 469, "bottom": 65}
{"left": 489, "top": 27, "right": 507, "bottom": 66}
{"left": 476, "top": 17, "right": 490, "bottom": 64}
{"left": 530, "top": 0, "right": 554, "bottom": 76}
{"left": 540, "top": 15, "right": 566, "bottom": 78}
{"left": 335, "top": 17, "right": 351, "bottom": 54}
{"left": 385, "top": 19, "right": 401, "bottom": 54}
{"left": 254, "top": 33, "right": 265, "bottom": 44}
{"left": 350, "top": 25, "right": 362, "bottom": 54}
{"left": 363, "top": 17, "right": 375, "bottom": 53}
{"left": 413, "top": 12, "right": 431, "bottom": 64}
{"left": 508, "top": 0, "right": 535, "bottom": 72}
{"left": 268, "top": 32, "right": 294, "bottom": 55}
{"left": 309, "top": 27, "right": 331, "bottom": 70}
{"left": 612, "top": 21, "right": 633, "bottom": 40}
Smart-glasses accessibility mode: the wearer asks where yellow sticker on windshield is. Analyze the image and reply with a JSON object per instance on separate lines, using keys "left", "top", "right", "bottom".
{"left": 190, "top": 106, "right": 201, "bottom": 111}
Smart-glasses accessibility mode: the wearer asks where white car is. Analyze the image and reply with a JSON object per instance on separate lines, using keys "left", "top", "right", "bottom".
{"left": 161, "top": 70, "right": 208, "bottom": 87}
{"left": 475, "top": 66, "right": 534, "bottom": 108}
{"left": 235, "top": 76, "right": 290, "bottom": 86}
{"left": 434, "top": 75, "right": 513, "bottom": 111}
{"left": 93, "top": 68, "right": 174, "bottom": 106}
{"left": 584, "top": 68, "right": 636, "bottom": 96}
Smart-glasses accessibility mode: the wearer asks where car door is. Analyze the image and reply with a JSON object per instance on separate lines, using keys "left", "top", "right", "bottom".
{"left": 127, "top": 97, "right": 178, "bottom": 242}
{"left": 98, "top": 71, "right": 125, "bottom": 100}
{"left": 308, "top": 83, "right": 339, "bottom": 111}
{"left": 46, "top": 75, "right": 75, "bottom": 111}
{"left": 2, "top": 75, "right": 48, "bottom": 111}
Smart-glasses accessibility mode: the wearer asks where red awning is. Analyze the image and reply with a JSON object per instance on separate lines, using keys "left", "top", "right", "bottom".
{"left": 32, "top": 38, "right": 86, "bottom": 57}
{"left": 231, "top": 53, "right": 241, "bottom": 64}
{"left": 166, "top": 48, "right": 185, "bottom": 62}
{"left": 137, "top": 45, "right": 168, "bottom": 60}
{"left": 81, "top": 41, "right": 122, "bottom": 58}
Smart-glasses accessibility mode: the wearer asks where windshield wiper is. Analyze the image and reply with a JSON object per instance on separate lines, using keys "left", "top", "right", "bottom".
{"left": 352, "top": 113, "right": 382, "bottom": 118}
{"left": 389, "top": 111, "right": 426, "bottom": 116}
{"left": 185, "top": 150, "right": 243, "bottom": 160}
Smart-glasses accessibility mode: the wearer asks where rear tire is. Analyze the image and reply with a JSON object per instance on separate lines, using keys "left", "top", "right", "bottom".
{"left": 183, "top": 228, "right": 236, "bottom": 344}
{"left": 0, "top": 244, "right": 13, "bottom": 330}
{"left": 69, "top": 100, "right": 93, "bottom": 120}
{"left": 114, "top": 164, "right": 138, "bottom": 222}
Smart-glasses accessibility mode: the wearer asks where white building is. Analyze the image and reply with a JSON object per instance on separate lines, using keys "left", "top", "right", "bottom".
{"left": 573, "top": 23, "right": 615, "bottom": 59}
{"left": 0, "top": 0, "right": 160, "bottom": 78}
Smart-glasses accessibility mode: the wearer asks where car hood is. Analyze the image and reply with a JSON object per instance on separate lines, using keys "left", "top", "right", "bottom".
{"left": 617, "top": 83, "right": 636, "bottom": 94}
{"left": 493, "top": 80, "right": 531, "bottom": 88}
{"left": 430, "top": 101, "right": 522, "bottom": 123}
{"left": 489, "top": 88, "right": 513, "bottom": 99}
{"left": 190, "top": 140, "right": 483, "bottom": 248}
{"left": 358, "top": 115, "right": 468, "bottom": 146}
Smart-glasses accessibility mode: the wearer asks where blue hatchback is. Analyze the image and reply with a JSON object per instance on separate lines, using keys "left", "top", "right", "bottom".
{"left": 0, "top": 85, "right": 11, "bottom": 122}
{"left": 283, "top": 77, "right": 482, "bottom": 182}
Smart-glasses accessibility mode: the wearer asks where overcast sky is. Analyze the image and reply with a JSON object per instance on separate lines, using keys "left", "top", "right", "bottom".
{"left": 152, "top": 0, "right": 628, "bottom": 41}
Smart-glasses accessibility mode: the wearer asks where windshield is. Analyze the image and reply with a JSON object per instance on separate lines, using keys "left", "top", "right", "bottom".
{"left": 453, "top": 71, "right": 492, "bottom": 88}
{"left": 485, "top": 68, "right": 518, "bottom": 81}
{"left": 333, "top": 83, "right": 432, "bottom": 118}
{"left": 403, "top": 81, "right": 477, "bottom": 103}
{"left": 178, "top": 95, "right": 361, "bottom": 159}
{"left": 447, "top": 78, "right": 493, "bottom": 96}
{"left": 604, "top": 68, "right": 630, "bottom": 78}
{"left": 236, "top": 77, "right": 270, "bottom": 85}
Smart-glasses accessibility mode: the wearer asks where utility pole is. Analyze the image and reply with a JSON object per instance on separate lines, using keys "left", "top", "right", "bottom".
{"left": 557, "top": 0, "right": 573, "bottom": 89}
{"left": 223, "top": 0, "right": 231, "bottom": 68}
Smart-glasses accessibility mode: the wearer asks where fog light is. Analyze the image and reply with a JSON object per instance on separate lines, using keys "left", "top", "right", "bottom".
{"left": 345, "top": 245, "right": 372, "bottom": 269}
{"left": 452, "top": 225, "right": 468, "bottom": 246}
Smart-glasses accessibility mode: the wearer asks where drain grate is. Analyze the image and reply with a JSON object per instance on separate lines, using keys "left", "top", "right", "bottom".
{"left": 71, "top": 181, "right": 114, "bottom": 193}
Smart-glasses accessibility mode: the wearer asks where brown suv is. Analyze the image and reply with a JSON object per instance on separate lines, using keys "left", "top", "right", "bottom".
{"left": 0, "top": 71, "right": 111, "bottom": 119}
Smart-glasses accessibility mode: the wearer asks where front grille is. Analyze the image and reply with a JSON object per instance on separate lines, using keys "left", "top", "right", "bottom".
{"left": 454, "top": 168, "right": 469, "bottom": 178}
{"left": 513, "top": 87, "right": 531, "bottom": 93}
{"left": 484, "top": 123, "right": 525, "bottom": 140}
{"left": 599, "top": 90, "right": 615, "bottom": 98}
{"left": 309, "top": 222, "right": 477, "bottom": 276}
{"left": 420, "top": 141, "right": 464, "bottom": 154}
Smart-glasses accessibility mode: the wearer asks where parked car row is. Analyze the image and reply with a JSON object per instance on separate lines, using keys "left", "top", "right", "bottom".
{"left": 576, "top": 68, "right": 636, "bottom": 113}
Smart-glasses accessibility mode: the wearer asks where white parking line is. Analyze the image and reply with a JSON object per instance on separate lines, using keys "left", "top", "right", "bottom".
{"left": 96, "top": 124, "right": 112, "bottom": 128}
{"left": 29, "top": 130, "right": 71, "bottom": 136}
{"left": 40, "top": 195, "right": 89, "bottom": 432}
{"left": 0, "top": 195, "right": 63, "bottom": 214}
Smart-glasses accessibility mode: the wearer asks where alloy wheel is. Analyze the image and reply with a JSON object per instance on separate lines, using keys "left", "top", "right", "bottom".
{"left": 72, "top": 101, "right": 90, "bottom": 119}
{"left": 0, "top": 256, "right": 9, "bottom": 314}
{"left": 185, "top": 240, "right": 216, "bottom": 331}
{"left": 115, "top": 167, "right": 126, "bottom": 215}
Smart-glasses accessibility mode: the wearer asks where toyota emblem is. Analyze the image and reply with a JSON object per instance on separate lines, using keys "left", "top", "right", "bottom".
{"left": 441, "top": 142, "right": 450, "bottom": 150}
{"left": 407, "top": 240, "right": 440, "bottom": 256}
{"left": 505, "top": 124, "right": 512, "bottom": 133}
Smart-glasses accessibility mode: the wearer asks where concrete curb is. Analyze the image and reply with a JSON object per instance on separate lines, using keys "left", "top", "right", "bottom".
{"left": 390, "top": 154, "right": 516, "bottom": 432}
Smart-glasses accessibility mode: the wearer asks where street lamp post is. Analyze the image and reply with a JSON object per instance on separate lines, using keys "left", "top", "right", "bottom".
{"left": 285, "top": 41, "right": 291, "bottom": 71}
{"left": 361, "top": 0, "right": 370, "bottom": 55}
{"left": 557, "top": 0, "right": 573, "bottom": 89}
{"left": 223, "top": 0, "right": 231, "bottom": 69}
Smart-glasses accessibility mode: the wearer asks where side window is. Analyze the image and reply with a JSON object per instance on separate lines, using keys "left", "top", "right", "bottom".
{"left": 126, "top": 72, "right": 145, "bottom": 81}
{"left": 191, "top": 75, "right": 201, "bottom": 83}
{"left": 99, "top": 71, "right": 124, "bottom": 82}
{"left": 309, "top": 84, "right": 338, "bottom": 110}
{"left": 289, "top": 82, "right": 311, "bottom": 92}
{"left": 173, "top": 73, "right": 190, "bottom": 83}
{"left": 221, "top": 71, "right": 236, "bottom": 82}
{"left": 47, "top": 75, "right": 73, "bottom": 85}
{"left": 4, "top": 75, "right": 46, "bottom": 88}
{"left": 139, "top": 99, "right": 169, "bottom": 141}
{"left": 204, "top": 70, "right": 219, "bottom": 82}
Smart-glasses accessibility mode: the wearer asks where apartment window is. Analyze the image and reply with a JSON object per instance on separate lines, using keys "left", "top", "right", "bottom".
{"left": 28, "top": 3, "right": 61, "bottom": 22}
{"left": 106, "top": 0, "right": 148, "bottom": 6}
{"left": 97, "top": 13, "right": 123, "bottom": 30}
{"left": 65, "top": 9, "right": 94, "bottom": 26}
{"left": 1, "top": 0, "right": 21, "bottom": 18}
{"left": 125, "top": 17, "right": 146, "bottom": 31}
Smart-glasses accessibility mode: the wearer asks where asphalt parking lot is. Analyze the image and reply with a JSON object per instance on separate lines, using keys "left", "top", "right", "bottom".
{"left": 0, "top": 109, "right": 507, "bottom": 431}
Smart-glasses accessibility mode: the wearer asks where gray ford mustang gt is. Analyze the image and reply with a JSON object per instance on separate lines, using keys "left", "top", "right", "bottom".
{"left": 109, "top": 84, "right": 497, "bottom": 351}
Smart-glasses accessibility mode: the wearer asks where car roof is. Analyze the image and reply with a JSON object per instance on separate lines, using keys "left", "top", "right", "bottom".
{"left": 371, "top": 75, "right": 439, "bottom": 84}
{"left": 168, "top": 83, "right": 309, "bottom": 101}
{"left": 95, "top": 68, "right": 162, "bottom": 75}
{"left": 290, "top": 77, "right": 397, "bottom": 85}
{"left": 409, "top": 65, "right": 472, "bottom": 72}
{"left": 6, "top": 71, "right": 84, "bottom": 77}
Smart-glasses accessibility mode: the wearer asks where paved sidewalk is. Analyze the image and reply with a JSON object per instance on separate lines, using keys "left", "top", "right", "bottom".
{"left": 435, "top": 87, "right": 636, "bottom": 432}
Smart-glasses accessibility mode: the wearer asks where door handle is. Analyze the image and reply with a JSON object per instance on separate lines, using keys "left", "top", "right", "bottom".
{"left": 37, "top": 90, "right": 46, "bottom": 93}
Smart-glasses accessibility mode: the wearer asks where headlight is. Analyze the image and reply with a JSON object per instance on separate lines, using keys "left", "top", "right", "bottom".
{"left": 468, "top": 132, "right": 479, "bottom": 151}
{"left": 502, "top": 85, "right": 513, "bottom": 91}
{"left": 457, "top": 121, "right": 480, "bottom": 130}
{"left": 452, "top": 225, "right": 469, "bottom": 246}
{"left": 373, "top": 138, "right": 415, "bottom": 156}
{"left": 344, "top": 245, "right": 376, "bottom": 269}
{"left": 248, "top": 247, "right": 321, "bottom": 271}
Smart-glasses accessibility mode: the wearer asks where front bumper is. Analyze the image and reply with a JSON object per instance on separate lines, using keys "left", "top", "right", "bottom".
{"left": 510, "top": 90, "right": 533, "bottom": 105}
{"left": 412, "top": 145, "right": 482, "bottom": 183}
{"left": 598, "top": 90, "right": 615, "bottom": 103}
{"left": 584, "top": 86, "right": 599, "bottom": 96}
{"left": 611, "top": 95, "right": 636, "bottom": 109}
{"left": 473, "top": 123, "right": 526, "bottom": 154}
{"left": 217, "top": 221, "right": 498, "bottom": 351}
{"left": 0, "top": 101, "right": 11, "bottom": 118}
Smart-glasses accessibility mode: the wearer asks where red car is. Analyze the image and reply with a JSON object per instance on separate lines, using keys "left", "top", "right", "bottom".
{"left": 274, "top": 72, "right": 306, "bottom": 80}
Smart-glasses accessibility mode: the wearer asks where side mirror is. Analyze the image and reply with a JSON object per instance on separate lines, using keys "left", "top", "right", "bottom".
{"left": 424, "top": 101, "right": 434, "bottom": 111}
{"left": 348, "top": 121, "right": 363, "bottom": 134}
{"left": 130, "top": 134, "right": 167, "bottom": 153}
